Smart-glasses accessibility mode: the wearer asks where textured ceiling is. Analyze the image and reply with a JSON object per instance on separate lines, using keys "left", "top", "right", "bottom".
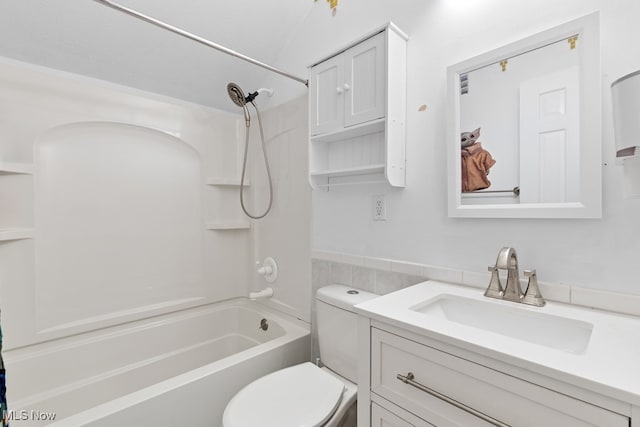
{"left": 0, "top": 0, "right": 315, "bottom": 112}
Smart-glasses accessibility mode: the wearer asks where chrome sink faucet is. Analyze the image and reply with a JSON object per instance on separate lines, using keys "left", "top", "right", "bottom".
{"left": 485, "top": 247, "right": 545, "bottom": 307}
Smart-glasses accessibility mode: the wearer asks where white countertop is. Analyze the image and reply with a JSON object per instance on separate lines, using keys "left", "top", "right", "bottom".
{"left": 354, "top": 280, "right": 640, "bottom": 407}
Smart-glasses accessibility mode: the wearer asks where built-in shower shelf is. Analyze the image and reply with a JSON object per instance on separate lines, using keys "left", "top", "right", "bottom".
{"left": 205, "top": 221, "right": 251, "bottom": 230}
{"left": 0, "top": 161, "right": 34, "bottom": 175}
{"left": 206, "top": 177, "right": 251, "bottom": 186}
{"left": 0, "top": 228, "right": 34, "bottom": 241}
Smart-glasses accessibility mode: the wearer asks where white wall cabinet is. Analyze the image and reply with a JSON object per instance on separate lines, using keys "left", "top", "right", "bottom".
{"left": 358, "top": 320, "right": 633, "bottom": 427}
{"left": 310, "top": 32, "right": 385, "bottom": 135}
{"left": 309, "top": 23, "right": 407, "bottom": 188}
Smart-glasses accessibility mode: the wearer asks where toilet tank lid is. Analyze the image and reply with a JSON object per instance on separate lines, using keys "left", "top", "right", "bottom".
{"left": 316, "top": 285, "right": 378, "bottom": 311}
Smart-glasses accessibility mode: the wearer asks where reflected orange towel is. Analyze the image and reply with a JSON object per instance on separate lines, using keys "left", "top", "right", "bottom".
{"left": 461, "top": 142, "right": 496, "bottom": 192}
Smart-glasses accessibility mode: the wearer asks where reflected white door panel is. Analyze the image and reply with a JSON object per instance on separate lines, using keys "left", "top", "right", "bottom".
{"left": 520, "top": 67, "right": 580, "bottom": 203}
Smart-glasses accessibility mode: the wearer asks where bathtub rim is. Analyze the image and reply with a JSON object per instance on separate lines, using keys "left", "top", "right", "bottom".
{"left": 5, "top": 297, "right": 308, "bottom": 363}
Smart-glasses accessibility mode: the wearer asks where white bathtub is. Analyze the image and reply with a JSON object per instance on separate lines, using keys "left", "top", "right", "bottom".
{"left": 5, "top": 299, "right": 310, "bottom": 426}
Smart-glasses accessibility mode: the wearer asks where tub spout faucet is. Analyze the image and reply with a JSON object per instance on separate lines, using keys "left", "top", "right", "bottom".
{"left": 485, "top": 247, "right": 545, "bottom": 307}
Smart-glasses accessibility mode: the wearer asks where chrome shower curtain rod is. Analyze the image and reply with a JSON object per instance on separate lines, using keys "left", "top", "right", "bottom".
{"left": 91, "top": 0, "right": 309, "bottom": 86}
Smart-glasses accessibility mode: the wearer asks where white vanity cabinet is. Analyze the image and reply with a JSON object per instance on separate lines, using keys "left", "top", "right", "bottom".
{"left": 308, "top": 23, "right": 407, "bottom": 188}
{"left": 358, "top": 318, "right": 633, "bottom": 427}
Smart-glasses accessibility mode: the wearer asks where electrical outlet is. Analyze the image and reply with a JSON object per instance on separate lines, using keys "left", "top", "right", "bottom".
{"left": 373, "top": 195, "right": 386, "bottom": 221}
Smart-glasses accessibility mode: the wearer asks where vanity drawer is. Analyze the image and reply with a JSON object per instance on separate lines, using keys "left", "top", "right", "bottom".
{"left": 371, "top": 328, "right": 628, "bottom": 427}
{"left": 371, "top": 401, "right": 435, "bottom": 427}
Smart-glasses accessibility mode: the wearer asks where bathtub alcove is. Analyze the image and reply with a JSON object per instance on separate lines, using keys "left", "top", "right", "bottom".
{"left": 3, "top": 121, "right": 310, "bottom": 425}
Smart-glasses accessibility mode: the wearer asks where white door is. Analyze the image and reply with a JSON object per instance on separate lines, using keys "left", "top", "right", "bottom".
{"left": 344, "top": 31, "right": 386, "bottom": 128}
{"left": 309, "top": 54, "right": 344, "bottom": 135}
{"left": 519, "top": 66, "right": 580, "bottom": 203}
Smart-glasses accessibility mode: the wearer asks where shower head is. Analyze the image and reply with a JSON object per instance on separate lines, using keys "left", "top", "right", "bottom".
{"left": 228, "top": 82, "right": 252, "bottom": 126}
{"left": 227, "top": 82, "right": 267, "bottom": 108}
{"left": 227, "top": 82, "right": 247, "bottom": 107}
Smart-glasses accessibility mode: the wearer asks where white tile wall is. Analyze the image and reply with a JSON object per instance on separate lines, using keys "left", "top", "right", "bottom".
{"left": 571, "top": 286, "right": 640, "bottom": 317}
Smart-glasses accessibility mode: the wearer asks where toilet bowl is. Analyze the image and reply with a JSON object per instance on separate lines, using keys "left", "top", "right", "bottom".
{"left": 222, "top": 285, "right": 377, "bottom": 427}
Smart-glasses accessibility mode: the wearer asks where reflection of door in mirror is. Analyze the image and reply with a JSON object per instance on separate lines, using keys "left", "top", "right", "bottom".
{"left": 459, "top": 37, "right": 580, "bottom": 206}
{"left": 520, "top": 67, "right": 580, "bottom": 203}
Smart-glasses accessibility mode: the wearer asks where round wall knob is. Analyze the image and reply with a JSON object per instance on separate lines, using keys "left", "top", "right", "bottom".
{"left": 256, "top": 257, "right": 278, "bottom": 283}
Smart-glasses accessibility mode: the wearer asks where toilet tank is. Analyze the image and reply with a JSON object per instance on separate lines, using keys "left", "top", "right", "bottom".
{"left": 316, "top": 285, "right": 378, "bottom": 383}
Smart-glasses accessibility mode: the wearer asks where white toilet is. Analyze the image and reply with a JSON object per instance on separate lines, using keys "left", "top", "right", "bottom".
{"left": 222, "top": 284, "right": 378, "bottom": 427}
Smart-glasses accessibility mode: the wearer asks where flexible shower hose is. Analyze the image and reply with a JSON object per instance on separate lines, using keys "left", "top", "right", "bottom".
{"left": 239, "top": 101, "right": 273, "bottom": 219}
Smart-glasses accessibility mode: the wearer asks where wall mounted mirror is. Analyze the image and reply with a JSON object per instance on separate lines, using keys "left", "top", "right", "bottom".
{"left": 447, "top": 13, "right": 601, "bottom": 218}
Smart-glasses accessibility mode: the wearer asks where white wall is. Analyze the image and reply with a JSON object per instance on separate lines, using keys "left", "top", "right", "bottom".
{"left": 249, "top": 96, "right": 312, "bottom": 322}
{"left": 0, "top": 59, "right": 252, "bottom": 349}
{"left": 263, "top": 0, "right": 640, "bottom": 295}
{"left": 34, "top": 123, "right": 205, "bottom": 333}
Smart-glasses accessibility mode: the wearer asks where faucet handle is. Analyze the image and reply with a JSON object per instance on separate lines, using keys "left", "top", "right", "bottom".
{"left": 484, "top": 265, "right": 504, "bottom": 299}
{"left": 522, "top": 269, "right": 546, "bottom": 307}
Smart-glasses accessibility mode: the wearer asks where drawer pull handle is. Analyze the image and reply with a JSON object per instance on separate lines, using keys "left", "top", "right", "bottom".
{"left": 397, "top": 372, "right": 510, "bottom": 427}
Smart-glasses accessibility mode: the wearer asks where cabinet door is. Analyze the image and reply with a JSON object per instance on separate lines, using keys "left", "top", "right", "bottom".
{"left": 344, "top": 31, "right": 386, "bottom": 128}
{"left": 309, "top": 54, "right": 344, "bottom": 135}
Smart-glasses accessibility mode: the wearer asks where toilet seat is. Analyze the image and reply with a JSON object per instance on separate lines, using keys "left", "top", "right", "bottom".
{"left": 222, "top": 362, "right": 346, "bottom": 427}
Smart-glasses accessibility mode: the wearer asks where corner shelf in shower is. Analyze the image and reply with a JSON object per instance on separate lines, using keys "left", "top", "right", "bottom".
{"left": 0, "top": 228, "right": 34, "bottom": 241}
{"left": 206, "top": 177, "right": 251, "bottom": 187}
{"left": 0, "top": 161, "right": 34, "bottom": 175}
{"left": 0, "top": 163, "right": 34, "bottom": 241}
{"left": 205, "top": 221, "right": 251, "bottom": 230}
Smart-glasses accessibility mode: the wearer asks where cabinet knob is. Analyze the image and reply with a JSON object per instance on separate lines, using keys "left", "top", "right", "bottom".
{"left": 336, "top": 87, "right": 343, "bottom": 94}
{"left": 344, "top": 83, "right": 351, "bottom": 92}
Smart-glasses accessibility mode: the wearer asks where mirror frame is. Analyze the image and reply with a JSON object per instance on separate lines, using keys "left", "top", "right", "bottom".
{"left": 447, "top": 13, "right": 601, "bottom": 219}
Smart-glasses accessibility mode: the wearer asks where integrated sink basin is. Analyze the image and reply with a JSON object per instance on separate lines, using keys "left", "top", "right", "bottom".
{"left": 411, "top": 294, "right": 593, "bottom": 354}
